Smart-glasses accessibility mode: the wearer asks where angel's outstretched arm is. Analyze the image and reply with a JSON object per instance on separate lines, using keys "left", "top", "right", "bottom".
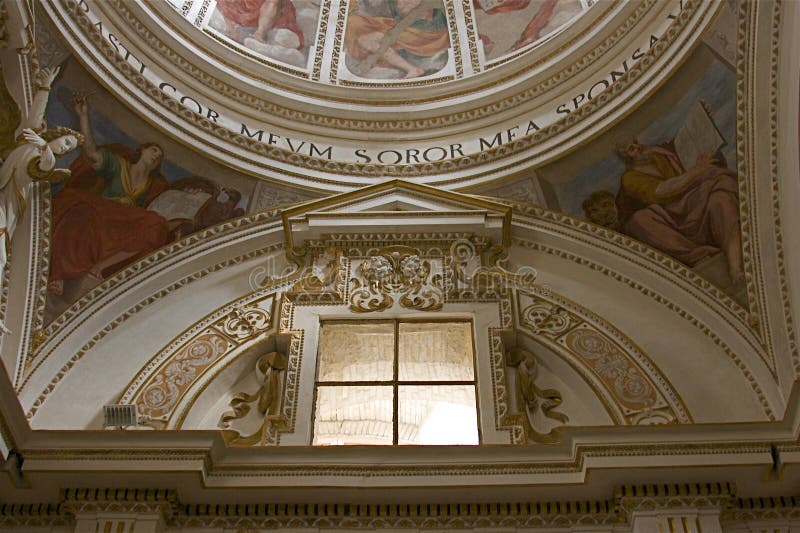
{"left": 20, "top": 67, "right": 60, "bottom": 132}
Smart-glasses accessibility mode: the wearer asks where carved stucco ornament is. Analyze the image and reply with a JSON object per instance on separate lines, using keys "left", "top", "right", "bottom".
{"left": 349, "top": 245, "right": 444, "bottom": 313}
{"left": 449, "top": 238, "right": 538, "bottom": 296}
{"left": 505, "top": 345, "right": 569, "bottom": 444}
{"left": 219, "top": 334, "right": 291, "bottom": 446}
{"left": 291, "top": 248, "right": 341, "bottom": 294}
{"left": 220, "top": 304, "right": 272, "bottom": 340}
{"left": 127, "top": 294, "right": 275, "bottom": 429}
{"left": 517, "top": 291, "right": 684, "bottom": 425}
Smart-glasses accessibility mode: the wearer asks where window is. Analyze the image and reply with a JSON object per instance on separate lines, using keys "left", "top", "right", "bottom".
{"left": 312, "top": 319, "right": 479, "bottom": 445}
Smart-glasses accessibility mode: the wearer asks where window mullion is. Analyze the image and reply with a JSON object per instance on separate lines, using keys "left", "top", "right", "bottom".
{"left": 393, "top": 319, "right": 399, "bottom": 445}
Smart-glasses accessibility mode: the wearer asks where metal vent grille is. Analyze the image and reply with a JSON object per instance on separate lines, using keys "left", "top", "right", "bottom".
{"left": 103, "top": 404, "right": 138, "bottom": 428}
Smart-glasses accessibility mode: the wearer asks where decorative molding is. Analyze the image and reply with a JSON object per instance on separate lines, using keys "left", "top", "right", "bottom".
{"left": 614, "top": 482, "right": 736, "bottom": 517}
{"left": 461, "top": 0, "right": 481, "bottom": 74}
{"left": 122, "top": 292, "right": 282, "bottom": 428}
{"left": 500, "top": 199, "right": 772, "bottom": 377}
{"left": 765, "top": 0, "right": 800, "bottom": 375}
{"left": 114, "top": 221, "right": 702, "bottom": 438}
{"left": 513, "top": 237, "right": 775, "bottom": 421}
{"left": 517, "top": 290, "right": 688, "bottom": 425}
{"left": 25, "top": 244, "right": 284, "bottom": 420}
{"left": 218, "top": 334, "right": 291, "bottom": 446}
{"left": 61, "top": 487, "right": 179, "bottom": 519}
{"left": 722, "top": 495, "right": 800, "bottom": 522}
{"left": 349, "top": 247, "right": 445, "bottom": 313}
{"left": 327, "top": 0, "right": 346, "bottom": 83}
{"left": 50, "top": 0, "right": 712, "bottom": 185}
{"left": 138, "top": 332, "right": 236, "bottom": 425}
{"left": 274, "top": 230, "right": 529, "bottom": 445}
{"left": 310, "top": 0, "right": 330, "bottom": 82}
{"left": 3, "top": 482, "right": 798, "bottom": 529}
{"left": 735, "top": 0, "right": 763, "bottom": 341}
{"left": 504, "top": 343, "right": 569, "bottom": 443}
{"left": 445, "top": 0, "right": 463, "bottom": 79}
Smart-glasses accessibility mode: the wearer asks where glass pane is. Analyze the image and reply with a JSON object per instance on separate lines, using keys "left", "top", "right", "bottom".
{"left": 398, "top": 322, "right": 474, "bottom": 381}
{"left": 313, "top": 386, "right": 393, "bottom": 445}
{"left": 398, "top": 385, "right": 478, "bottom": 445}
{"left": 317, "top": 322, "right": 394, "bottom": 382}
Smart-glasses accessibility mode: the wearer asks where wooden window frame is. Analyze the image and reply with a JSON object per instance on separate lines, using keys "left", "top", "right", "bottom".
{"left": 311, "top": 318, "right": 479, "bottom": 445}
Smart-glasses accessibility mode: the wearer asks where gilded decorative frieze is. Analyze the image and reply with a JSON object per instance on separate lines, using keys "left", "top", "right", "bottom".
{"left": 517, "top": 290, "right": 688, "bottom": 425}
{"left": 461, "top": 0, "right": 481, "bottom": 73}
{"left": 125, "top": 294, "right": 277, "bottom": 428}
{"left": 563, "top": 328, "right": 659, "bottom": 415}
{"left": 218, "top": 303, "right": 273, "bottom": 341}
{"left": 349, "top": 247, "right": 444, "bottom": 313}
{"left": 137, "top": 331, "right": 235, "bottom": 424}
{"left": 512, "top": 236, "right": 776, "bottom": 421}
{"left": 26, "top": 244, "right": 283, "bottom": 420}
{"left": 310, "top": 0, "right": 330, "bottom": 81}
{"left": 3, "top": 482, "right": 800, "bottom": 529}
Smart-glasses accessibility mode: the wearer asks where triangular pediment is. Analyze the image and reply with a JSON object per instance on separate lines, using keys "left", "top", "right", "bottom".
{"left": 282, "top": 180, "right": 511, "bottom": 250}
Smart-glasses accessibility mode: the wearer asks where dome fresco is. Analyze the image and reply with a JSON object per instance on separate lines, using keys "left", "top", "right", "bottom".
{"left": 26, "top": 0, "right": 740, "bottom": 315}
{"left": 165, "top": 0, "right": 591, "bottom": 83}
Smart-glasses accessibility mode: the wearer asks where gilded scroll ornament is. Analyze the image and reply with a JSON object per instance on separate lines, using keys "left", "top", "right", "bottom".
{"left": 521, "top": 301, "right": 576, "bottom": 337}
{"left": 219, "top": 346, "right": 289, "bottom": 446}
{"left": 137, "top": 332, "right": 233, "bottom": 423}
{"left": 449, "top": 238, "right": 537, "bottom": 296}
{"left": 564, "top": 328, "right": 658, "bottom": 411}
{"left": 220, "top": 305, "right": 271, "bottom": 340}
{"left": 506, "top": 346, "right": 568, "bottom": 443}
{"left": 349, "top": 246, "right": 444, "bottom": 313}
{"left": 518, "top": 291, "right": 684, "bottom": 425}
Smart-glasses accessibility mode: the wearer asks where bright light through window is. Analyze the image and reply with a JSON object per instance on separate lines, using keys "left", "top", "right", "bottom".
{"left": 313, "top": 320, "right": 478, "bottom": 445}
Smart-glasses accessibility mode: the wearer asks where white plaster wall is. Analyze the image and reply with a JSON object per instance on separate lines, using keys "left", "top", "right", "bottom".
{"left": 510, "top": 240, "right": 773, "bottom": 423}
{"left": 24, "top": 223, "right": 778, "bottom": 430}
{"left": 25, "top": 222, "right": 288, "bottom": 429}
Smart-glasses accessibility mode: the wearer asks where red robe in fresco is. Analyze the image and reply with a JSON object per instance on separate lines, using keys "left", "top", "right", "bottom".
{"left": 49, "top": 145, "right": 170, "bottom": 283}
{"left": 216, "top": 0, "right": 305, "bottom": 48}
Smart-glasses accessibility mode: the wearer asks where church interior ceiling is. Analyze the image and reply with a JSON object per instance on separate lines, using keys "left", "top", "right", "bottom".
{"left": 0, "top": 0, "right": 799, "bottom": 527}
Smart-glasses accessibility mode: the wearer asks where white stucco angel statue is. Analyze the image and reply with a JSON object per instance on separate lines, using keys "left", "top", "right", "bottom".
{"left": 0, "top": 66, "right": 82, "bottom": 334}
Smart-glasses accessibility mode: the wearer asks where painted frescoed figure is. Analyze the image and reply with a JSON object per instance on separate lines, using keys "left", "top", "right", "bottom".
{"left": 210, "top": 0, "right": 320, "bottom": 68}
{"left": 582, "top": 138, "right": 743, "bottom": 285}
{"left": 343, "top": 0, "right": 450, "bottom": 80}
{"left": 0, "top": 66, "right": 82, "bottom": 333}
{"left": 47, "top": 97, "right": 245, "bottom": 297}
{"left": 37, "top": 55, "right": 318, "bottom": 319}
{"left": 473, "top": 0, "right": 584, "bottom": 62}
{"left": 528, "top": 45, "right": 743, "bottom": 299}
